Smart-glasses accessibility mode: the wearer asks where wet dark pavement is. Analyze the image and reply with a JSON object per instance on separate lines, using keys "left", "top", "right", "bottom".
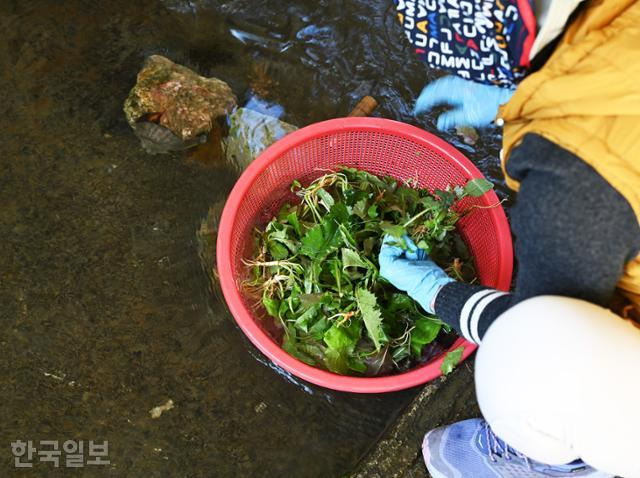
{"left": 0, "top": 1, "right": 506, "bottom": 476}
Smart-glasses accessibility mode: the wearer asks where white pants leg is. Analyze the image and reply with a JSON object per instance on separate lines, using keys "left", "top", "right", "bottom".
{"left": 475, "top": 296, "right": 640, "bottom": 478}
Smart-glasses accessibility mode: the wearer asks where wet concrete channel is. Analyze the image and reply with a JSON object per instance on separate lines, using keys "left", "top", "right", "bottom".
{"left": 0, "top": 1, "right": 508, "bottom": 476}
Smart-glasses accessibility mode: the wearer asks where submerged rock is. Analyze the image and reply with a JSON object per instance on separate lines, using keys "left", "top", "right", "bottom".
{"left": 124, "top": 55, "right": 236, "bottom": 154}
{"left": 133, "top": 121, "right": 206, "bottom": 155}
{"left": 223, "top": 107, "right": 296, "bottom": 172}
{"left": 455, "top": 125, "right": 479, "bottom": 146}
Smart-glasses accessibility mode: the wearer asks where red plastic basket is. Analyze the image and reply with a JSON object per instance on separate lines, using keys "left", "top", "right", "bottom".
{"left": 217, "top": 117, "right": 513, "bottom": 393}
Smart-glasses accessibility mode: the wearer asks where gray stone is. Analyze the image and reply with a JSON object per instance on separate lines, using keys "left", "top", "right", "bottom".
{"left": 223, "top": 107, "right": 297, "bottom": 172}
{"left": 350, "top": 361, "right": 480, "bottom": 478}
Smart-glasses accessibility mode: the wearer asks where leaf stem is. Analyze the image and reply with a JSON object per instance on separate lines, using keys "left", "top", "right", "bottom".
{"left": 402, "top": 208, "right": 431, "bottom": 228}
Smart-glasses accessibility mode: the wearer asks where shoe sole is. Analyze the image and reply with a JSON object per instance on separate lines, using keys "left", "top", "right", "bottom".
{"left": 422, "top": 430, "right": 453, "bottom": 478}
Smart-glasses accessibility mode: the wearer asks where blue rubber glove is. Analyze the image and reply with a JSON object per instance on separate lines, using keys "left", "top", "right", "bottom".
{"left": 379, "top": 235, "right": 454, "bottom": 314}
{"left": 414, "top": 76, "right": 515, "bottom": 131}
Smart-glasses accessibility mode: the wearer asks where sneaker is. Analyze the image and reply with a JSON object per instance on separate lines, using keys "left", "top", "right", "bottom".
{"left": 422, "top": 419, "right": 613, "bottom": 478}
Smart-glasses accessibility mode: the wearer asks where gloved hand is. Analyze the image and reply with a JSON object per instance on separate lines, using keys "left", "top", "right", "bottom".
{"left": 414, "top": 76, "right": 515, "bottom": 131}
{"left": 379, "top": 236, "right": 454, "bottom": 314}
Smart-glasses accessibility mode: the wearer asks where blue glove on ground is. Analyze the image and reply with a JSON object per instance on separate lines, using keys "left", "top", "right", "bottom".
{"left": 414, "top": 76, "right": 515, "bottom": 131}
{"left": 378, "top": 236, "right": 454, "bottom": 314}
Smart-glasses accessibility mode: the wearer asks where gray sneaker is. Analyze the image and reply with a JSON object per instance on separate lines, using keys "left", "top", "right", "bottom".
{"left": 422, "top": 419, "right": 613, "bottom": 478}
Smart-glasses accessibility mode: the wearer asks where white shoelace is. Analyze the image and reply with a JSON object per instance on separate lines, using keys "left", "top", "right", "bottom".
{"left": 483, "top": 422, "right": 532, "bottom": 469}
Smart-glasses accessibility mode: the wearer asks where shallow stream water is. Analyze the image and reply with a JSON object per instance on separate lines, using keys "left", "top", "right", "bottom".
{"left": 0, "top": 1, "right": 506, "bottom": 476}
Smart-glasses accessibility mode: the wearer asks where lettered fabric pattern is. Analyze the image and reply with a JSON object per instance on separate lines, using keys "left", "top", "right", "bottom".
{"left": 394, "top": 0, "right": 536, "bottom": 87}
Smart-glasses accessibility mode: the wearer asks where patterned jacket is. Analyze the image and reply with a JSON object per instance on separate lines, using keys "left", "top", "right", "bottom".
{"left": 394, "top": 0, "right": 536, "bottom": 87}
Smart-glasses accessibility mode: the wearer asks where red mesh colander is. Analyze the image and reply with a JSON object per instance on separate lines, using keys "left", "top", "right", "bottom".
{"left": 217, "top": 117, "right": 513, "bottom": 393}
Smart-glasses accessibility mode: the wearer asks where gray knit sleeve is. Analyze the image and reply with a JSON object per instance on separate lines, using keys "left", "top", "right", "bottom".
{"left": 433, "top": 134, "right": 640, "bottom": 343}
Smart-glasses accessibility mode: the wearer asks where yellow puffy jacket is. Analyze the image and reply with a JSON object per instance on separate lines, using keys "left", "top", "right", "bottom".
{"left": 499, "top": 0, "right": 640, "bottom": 309}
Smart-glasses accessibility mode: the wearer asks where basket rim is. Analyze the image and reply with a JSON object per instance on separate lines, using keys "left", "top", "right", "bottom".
{"left": 216, "top": 117, "right": 513, "bottom": 393}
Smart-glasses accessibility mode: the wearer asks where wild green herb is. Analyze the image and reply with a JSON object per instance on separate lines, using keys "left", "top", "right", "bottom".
{"left": 440, "top": 346, "right": 465, "bottom": 375}
{"left": 244, "top": 168, "right": 492, "bottom": 376}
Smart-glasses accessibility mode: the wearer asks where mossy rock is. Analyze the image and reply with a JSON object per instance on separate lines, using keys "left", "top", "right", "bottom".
{"left": 124, "top": 55, "right": 236, "bottom": 142}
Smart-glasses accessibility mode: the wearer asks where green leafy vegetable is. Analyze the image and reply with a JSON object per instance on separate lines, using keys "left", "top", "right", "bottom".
{"left": 341, "top": 248, "right": 368, "bottom": 270}
{"left": 263, "top": 296, "right": 280, "bottom": 319}
{"left": 244, "top": 168, "right": 481, "bottom": 376}
{"left": 463, "top": 178, "right": 493, "bottom": 197}
{"left": 356, "top": 288, "right": 385, "bottom": 351}
{"left": 287, "top": 212, "right": 301, "bottom": 237}
{"left": 300, "top": 203, "right": 349, "bottom": 260}
{"left": 410, "top": 318, "right": 441, "bottom": 357}
{"left": 379, "top": 221, "right": 406, "bottom": 239}
{"left": 440, "top": 346, "right": 465, "bottom": 375}
{"left": 316, "top": 187, "right": 335, "bottom": 211}
{"left": 323, "top": 320, "right": 361, "bottom": 374}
